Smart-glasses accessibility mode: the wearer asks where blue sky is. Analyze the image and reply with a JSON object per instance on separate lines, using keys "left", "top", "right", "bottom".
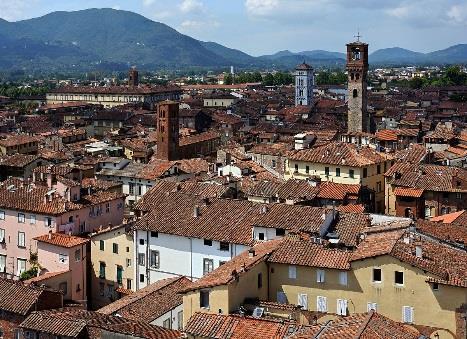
{"left": 2, "top": 0, "right": 466, "bottom": 56}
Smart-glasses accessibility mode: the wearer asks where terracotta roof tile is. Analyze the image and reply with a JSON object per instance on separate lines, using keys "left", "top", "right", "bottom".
{"left": 34, "top": 233, "right": 89, "bottom": 248}
{"left": 393, "top": 187, "right": 424, "bottom": 198}
{"left": 317, "top": 181, "right": 361, "bottom": 200}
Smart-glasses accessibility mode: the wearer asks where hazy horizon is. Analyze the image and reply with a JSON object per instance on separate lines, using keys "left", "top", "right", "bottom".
{"left": 2, "top": 0, "right": 466, "bottom": 56}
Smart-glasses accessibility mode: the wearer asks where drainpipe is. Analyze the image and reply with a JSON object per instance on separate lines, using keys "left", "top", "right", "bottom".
{"left": 190, "top": 238, "right": 193, "bottom": 280}
{"left": 146, "top": 230, "right": 149, "bottom": 285}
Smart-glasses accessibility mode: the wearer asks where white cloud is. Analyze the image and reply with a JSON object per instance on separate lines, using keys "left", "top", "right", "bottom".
{"left": 142, "top": 0, "right": 156, "bottom": 6}
{"left": 386, "top": 6, "right": 409, "bottom": 19}
{"left": 447, "top": 4, "right": 467, "bottom": 25}
{"left": 1, "top": 0, "right": 33, "bottom": 21}
{"left": 180, "top": 19, "right": 219, "bottom": 29}
{"left": 179, "top": 0, "right": 204, "bottom": 14}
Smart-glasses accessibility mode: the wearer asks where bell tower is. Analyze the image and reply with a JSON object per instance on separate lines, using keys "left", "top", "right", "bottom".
{"left": 156, "top": 101, "right": 180, "bottom": 161}
{"left": 295, "top": 62, "right": 314, "bottom": 107}
{"left": 128, "top": 67, "right": 139, "bottom": 87}
{"left": 346, "top": 36, "right": 369, "bottom": 132}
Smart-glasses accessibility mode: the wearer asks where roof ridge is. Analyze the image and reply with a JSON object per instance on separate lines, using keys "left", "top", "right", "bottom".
{"left": 352, "top": 310, "right": 375, "bottom": 339}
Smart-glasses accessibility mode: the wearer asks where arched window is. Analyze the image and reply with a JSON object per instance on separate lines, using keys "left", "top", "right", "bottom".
{"left": 441, "top": 207, "right": 446, "bottom": 215}
{"left": 356, "top": 73, "right": 360, "bottom": 80}
{"left": 350, "top": 73, "right": 354, "bottom": 80}
{"left": 353, "top": 89, "right": 358, "bottom": 98}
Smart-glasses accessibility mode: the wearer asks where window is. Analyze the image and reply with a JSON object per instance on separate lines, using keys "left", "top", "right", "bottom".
{"left": 220, "top": 242, "right": 229, "bottom": 251}
{"left": 373, "top": 268, "right": 382, "bottom": 283}
{"left": 367, "top": 302, "right": 377, "bottom": 312}
{"left": 74, "top": 249, "right": 81, "bottom": 262}
{"left": 126, "top": 247, "right": 130, "bottom": 253}
{"left": 150, "top": 231, "right": 158, "bottom": 238}
{"left": 337, "top": 299, "right": 348, "bottom": 316}
{"left": 432, "top": 283, "right": 439, "bottom": 291}
{"left": 99, "top": 240, "right": 105, "bottom": 251}
{"left": 402, "top": 306, "right": 414, "bottom": 323}
{"left": 18, "top": 213, "right": 25, "bottom": 223}
{"left": 306, "top": 165, "right": 310, "bottom": 174}
{"left": 139, "top": 274, "right": 145, "bottom": 283}
{"left": 316, "top": 269, "right": 325, "bottom": 283}
{"left": 177, "top": 310, "right": 183, "bottom": 330}
{"left": 59, "top": 282, "right": 67, "bottom": 295}
{"left": 99, "top": 282, "right": 105, "bottom": 296}
{"left": 339, "top": 271, "right": 348, "bottom": 286}
{"left": 30, "top": 215, "right": 36, "bottom": 224}
{"left": 105, "top": 203, "right": 110, "bottom": 213}
{"left": 17, "top": 232, "right": 25, "bottom": 248}
{"left": 376, "top": 181, "right": 382, "bottom": 193}
{"left": 298, "top": 293, "right": 308, "bottom": 310}
{"left": 200, "top": 290, "right": 210, "bottom": 308}
{"left": 112, "top": 243, "right": 118, "bottom": 254}
{"left": 203, "top": 259, "right": 214, "bottom": 275}
{"left": 99, "top": 262, "right": 106, "bottom": 279}
{"left": 150, "top": 250, "right": 160, "bottom": 268}
{"left": 325, "top": 167, "right": 330, "bottom": 176}
{"left": 163, "top": 318, "right": 171, "bottom": 329}
{"left": 117, "top": 266, "right": 123, "bottom": 285}
{"left": 0, "top": 254, "right": 6, "bottom": 272}
{"left": 276, "top": 228, "right": 285, "bottom": 236}
{"left": 288, "top": 265, "right": 297, "bottom": 279}
{"left": 138, "top": 253, "right": 145, "bottom": 266}
{"left": 258, "top": 232, "right": 265, "bottom": 240}
{"left": 257, "top": 273, "right": 263, "bottom": 289}
{"left": 316, "top": 296, "right": 327, "bottom": 312}
{"left": 17, "top": 258, "right": 26, "bottom": 276}
{"left": 204, "top": 239, "right": 212, "bottom": 246}
{"left": 0, "top": 210, "right": 4, "bottom": 220}
{"left": 272, "top": 160, "right": 276, "bottom": 169}
{"left": 126, "top": 258, "right": 131, "bottom": 267}
{"left": 44, "top": 217, "right": 52, "bottom": 227}
{"left": 377, "top": 164, "right": 381, "bottom": 174}
{"left": 363, "top": 168, "right": 368, "bottom": 178}
{"left": 395, "top": 271, "right": 404, "bottom": 285}
{"left": 127, "top": 278, "right": 132, "bottom": 290}
{"left": 0, "top": 228, "right": 5, "bottom": 243}
{"left": 336, "top": 168, "right": 341, "bottom": 177}
{"left": 353, "top": 89, "right": 358, "bottom": 98}
{"left": 139, "top": 239, "right": 145, "bottom": 245}
{"left": 277, "top": 291, "right": 287, "bottom": 304}
{"left": 294, "top": 164, "right": 298, "bottom": 172}
{"left": 129, "top": 183, "right": 135, "bottom": 195}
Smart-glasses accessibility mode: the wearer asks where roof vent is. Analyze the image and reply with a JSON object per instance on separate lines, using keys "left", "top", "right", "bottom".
{"left": 248, "top": 248, "right": 256, "bottom": 258}
{"left": 415, "top": 245, "right": 422, "bottom": 258}
{"left": 193, "top": 206, "right": 200, "bottom": 218}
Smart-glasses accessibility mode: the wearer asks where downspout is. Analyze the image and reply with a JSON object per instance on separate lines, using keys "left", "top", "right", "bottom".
{"left": 146, "top": 230, "right": 149, "bottom": 285}
{"left": 134, "top": 230, "right": 139, "bottom": 290}
{"left": 190, "top": 238, "right": 193, "bottom": 280}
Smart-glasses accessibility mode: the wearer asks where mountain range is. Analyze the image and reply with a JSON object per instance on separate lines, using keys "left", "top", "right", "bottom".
{"left": 0, "top": 8, "right": 466, "bottom": 73}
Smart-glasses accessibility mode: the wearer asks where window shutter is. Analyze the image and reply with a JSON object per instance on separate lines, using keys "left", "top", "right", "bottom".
{"left": 317, "top": 269, "right": 325, "bottom": 283}
{"left": 289, "top": 265, "right": 297, "bottom": 279}
{"left": 339, "top": 271, "right": 347, "bottom": 285}
{"left": 277, "top": 291, "right": 287, "bottom": 304}
{"left": 403, "top": 306, "right": 413, "bottom": 323}
{"left": 317, "top": 296, "right": 327, "bottom": 312}
{"left": 298, "top": 294, "right": 308, "bottom": 310}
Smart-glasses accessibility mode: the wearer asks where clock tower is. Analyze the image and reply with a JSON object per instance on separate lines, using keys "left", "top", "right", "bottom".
{"left": 346, "top": 37, "right": 369, "bottom": 132}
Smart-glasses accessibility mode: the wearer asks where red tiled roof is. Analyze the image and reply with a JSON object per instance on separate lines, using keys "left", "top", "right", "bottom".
{"left": 429, "top": 210, "right": 465, "bottom": 224}
{"left": 34, "top": 233, "right": 89, "bottom": 248}
{"left": 184, "top": 312, "right": 301, "bottom": 338}
{"left": 376, "top": 129, "right": 397, "bottom": 142}
{"left": 393, "top": 187, "right": 424, "bottom": 198}
{"left": 317, "top": 181, "right": 361, "bottom": 200}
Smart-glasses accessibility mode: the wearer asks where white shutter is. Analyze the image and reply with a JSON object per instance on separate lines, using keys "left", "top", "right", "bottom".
{"left": 339, "top": 271, "right": 348, "bottom": 286}
{"left": 0, "top": 255, "right": 5, "bottom": 272}
{"left": 317, "top": 296, "right": 327, "bottom": 312}
{"left": 298, "top": 293, "right": 308, "bottom": 310}
{"left": 277, "top": 291, "right": 287, "bottom": 304}
{"left": 338, "top": 299, "right": 348, "bottom": 315}
{"left": 367, "top": 302, "right": 377, "bottom": 312}
{"left": 0, "top": 228, "right": 4, "bottom": 242}
{"left": 288, "top": 265, "right": 297, "bottom": 279}
{"left": 403, "top": 306, "right": 413, "bottom": 323}
{"left": 317, "top": 269, "right": 325, "bottom": 283}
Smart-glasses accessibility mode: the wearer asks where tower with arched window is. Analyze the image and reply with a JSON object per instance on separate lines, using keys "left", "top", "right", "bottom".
{"left": 346, "top": 39, "right": 369, "bottom": 132}
{"left": 295, "top": 62, "right": 314, "bottom": 107}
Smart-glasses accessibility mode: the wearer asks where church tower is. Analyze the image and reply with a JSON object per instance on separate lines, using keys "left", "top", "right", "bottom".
{"left": 295, "top": 62, "right": 314, "bottom": 106}
{"left": 156, "top": 101, "right": 180, "bottom": 161}
{"left": 128, "top": 67, "right": 139, "bottom": 87}
{"left": 346, "top": 38, "right": 369, "bottom": 132}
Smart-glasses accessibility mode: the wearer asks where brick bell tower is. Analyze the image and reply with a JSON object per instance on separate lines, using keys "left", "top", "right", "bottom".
{"left": 156, "top": 101, "right": 180, "bottom": 161}
{"left": 128, "top": 67, "right": 139, "bottom": 87}
{"left": 346, "top": 35, "right": 369, "bottom": 133}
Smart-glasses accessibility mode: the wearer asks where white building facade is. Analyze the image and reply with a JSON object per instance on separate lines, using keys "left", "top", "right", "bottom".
{"left": 295, "top": 62, "right": 314, "bottom": 106}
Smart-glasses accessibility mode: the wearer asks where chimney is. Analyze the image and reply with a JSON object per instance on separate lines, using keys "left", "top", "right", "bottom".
{"left": 48, "top": 230, "right": 52, "bottom": 240}
{"left": 193, "top": 206, "right": 200, "bottom": 218}
{"left": 248, "top": 248, "right": 256, "bottom": 258}
{"left": 261, "top": 205, "right": 268, "bottom": 214}
{"left": 415, "top": 245, "right": 422, "bottom": 258}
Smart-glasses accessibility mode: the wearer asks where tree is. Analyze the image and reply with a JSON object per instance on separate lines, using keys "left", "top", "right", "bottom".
{"left": 224, "top": 73, "right": 233, "bottom": 85}
{"left": 263, "top": 73, "right": 275, "bottom": 86}
{"left": 445, "top": 66, "right": 467, "bottom": 86}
